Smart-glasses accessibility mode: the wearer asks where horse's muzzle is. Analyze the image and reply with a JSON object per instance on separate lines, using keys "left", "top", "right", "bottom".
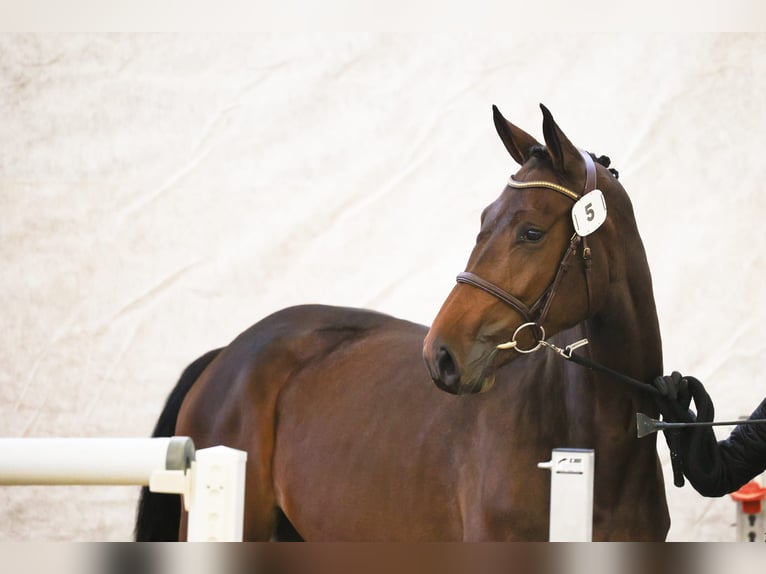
{"left": 423, "top": 342, "right": 496, "bottom": 395}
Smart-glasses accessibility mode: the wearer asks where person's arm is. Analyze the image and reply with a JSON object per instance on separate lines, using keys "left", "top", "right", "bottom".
{"left": 712, "top": 398, "right": 766, "bottom": 492}
{"left": 652, "top": 372, "right": 766, "bottom": 496}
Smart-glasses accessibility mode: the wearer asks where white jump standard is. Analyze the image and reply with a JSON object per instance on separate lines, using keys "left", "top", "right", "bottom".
{"left": 538, "top": 448, "right": 595, "bottom": 542}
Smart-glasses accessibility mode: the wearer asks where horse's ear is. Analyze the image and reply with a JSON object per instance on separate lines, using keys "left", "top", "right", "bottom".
{"left": 493, "top": 105, "right": 540, "bottom": 166}
{"left": 540, "top": 103, "right": 582, "bottom": 176}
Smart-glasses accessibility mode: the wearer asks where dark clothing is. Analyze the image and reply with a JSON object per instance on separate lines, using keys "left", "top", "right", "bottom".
{"left": 653, "top": 372, "right": 766, "bottom": 497}
{"left": 691, "top": 397, "right": 766, "bottom": 496}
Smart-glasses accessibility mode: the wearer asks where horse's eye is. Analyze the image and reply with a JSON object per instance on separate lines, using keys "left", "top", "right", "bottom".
{"left": 521, "top": 229, "right": 545, "bottom": 242}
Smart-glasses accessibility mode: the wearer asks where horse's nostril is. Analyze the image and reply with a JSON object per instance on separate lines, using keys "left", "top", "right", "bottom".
{"left": 436, "top": 347, "right": 456, "bottom": 376}
{"left": 435, "top": 346, "right": 461, "bottom": 391}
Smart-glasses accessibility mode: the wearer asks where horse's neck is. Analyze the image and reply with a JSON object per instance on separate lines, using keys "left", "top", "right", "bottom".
{"left": 565, "top": 248, "right": 663, "bottom": 447}
{"left": 590, "top": 275, "right": 662, "bottom": 389}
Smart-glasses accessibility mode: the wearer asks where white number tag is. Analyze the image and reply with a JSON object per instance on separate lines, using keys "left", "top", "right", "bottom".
{"left": 571, "top": 189, "right": 606, "bottom": 237}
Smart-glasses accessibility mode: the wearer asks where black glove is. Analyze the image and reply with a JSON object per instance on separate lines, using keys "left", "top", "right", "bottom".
{"left": 652, "top": 372, "right": 722, "bottom": 494}
{"left": 677, "top": 377, "right": 727, "bottom": 496}
{"left": 652, "top": 371, "right": 695, "bottom": 487}
{"left": 652, "top": 371, "right": 694, "bottom": 423}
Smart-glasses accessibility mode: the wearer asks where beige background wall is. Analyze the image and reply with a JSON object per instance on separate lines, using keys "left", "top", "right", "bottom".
{"left": 1, "top": 34, "right": 765, "bottom": 541}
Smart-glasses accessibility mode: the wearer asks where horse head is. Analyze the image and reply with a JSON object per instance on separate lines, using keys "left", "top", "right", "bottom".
{"left": 423, "top": 104, "right": 628, "bottom": 395}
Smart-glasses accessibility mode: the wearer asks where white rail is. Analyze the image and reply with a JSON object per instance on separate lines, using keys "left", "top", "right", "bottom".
{"left": 0, "top": 437, "right": 246, "bottom": 542}
{"left": 0, "top": 437, "right": 194, "bottom": 486}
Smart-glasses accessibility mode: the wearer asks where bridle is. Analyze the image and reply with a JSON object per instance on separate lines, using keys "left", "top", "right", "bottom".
{"left": 453, "top": 151, "right": 691, "bottom": 486}
{"left": 453, "top": 149, "right": 695, "bottom": 481}
{"left": 455, "top": 150, "right": 598, "bottom": 352}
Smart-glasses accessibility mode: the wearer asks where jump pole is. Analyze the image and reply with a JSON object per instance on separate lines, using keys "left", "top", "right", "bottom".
{"left": 0, "top": 437, "right": 194, "bottom": 486}
{"left": 0, "top": 437, "right": 247, "bottom": 542}
{"left": 538, "top": 448, "right": 595, "bottom": 541}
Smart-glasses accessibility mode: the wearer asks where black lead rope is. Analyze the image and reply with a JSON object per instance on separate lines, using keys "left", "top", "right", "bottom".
{"left": 558, "top": 348, "right": 686, "bottom": 486}
{"left": 562, "top": 351, "right": 661, "bottom": 396}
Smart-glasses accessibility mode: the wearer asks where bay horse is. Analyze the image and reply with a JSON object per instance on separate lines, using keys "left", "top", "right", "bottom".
{"left": 135, "top": 105, "right": 669, "bottom": 541}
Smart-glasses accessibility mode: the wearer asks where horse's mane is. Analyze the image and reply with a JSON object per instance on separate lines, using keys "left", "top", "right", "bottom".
{"left": 528, "top": 144, "right": 619, "bottom": 179}
{"left": 589, "top": 152, "right": 619, "bottom": 180}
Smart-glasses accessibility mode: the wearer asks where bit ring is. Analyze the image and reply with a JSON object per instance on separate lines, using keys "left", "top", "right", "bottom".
{"left": 497, "top": 322, "right": 545, "bottom": 353}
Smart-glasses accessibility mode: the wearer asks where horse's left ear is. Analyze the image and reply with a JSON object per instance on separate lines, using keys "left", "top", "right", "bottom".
{"left": 540, "top": 103, "right": 583, "bottom": 177}
{"left": 493, "top": 105, "right": 541, "bottom": 166}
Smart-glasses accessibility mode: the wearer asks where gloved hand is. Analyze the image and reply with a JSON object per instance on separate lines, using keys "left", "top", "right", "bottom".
{"left": 651, "top": 372, "right": 723, "bottom": 493}
{"left": 652, "top": 370, "right": 695, "bottom": 423}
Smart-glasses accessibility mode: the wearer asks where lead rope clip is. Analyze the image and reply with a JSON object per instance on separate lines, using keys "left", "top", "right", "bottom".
{"left": 540, "top": 338, "right": 590, "bottom": 359}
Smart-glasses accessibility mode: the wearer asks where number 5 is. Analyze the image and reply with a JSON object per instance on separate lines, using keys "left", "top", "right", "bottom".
{"left": 585, "top": 202, "right": 594, "bottom": 221}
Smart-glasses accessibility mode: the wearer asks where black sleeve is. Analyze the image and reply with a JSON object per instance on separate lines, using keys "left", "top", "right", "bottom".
{"left": 715, "top": 397, "right": 766, "bottom": 491}
{"left": 684, "top": 396, "right": 766, "bottom": 497}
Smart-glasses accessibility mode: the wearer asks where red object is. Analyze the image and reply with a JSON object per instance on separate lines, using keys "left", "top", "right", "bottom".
{"left": 730, "top": 481, "right": 766, "bottom": 514}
